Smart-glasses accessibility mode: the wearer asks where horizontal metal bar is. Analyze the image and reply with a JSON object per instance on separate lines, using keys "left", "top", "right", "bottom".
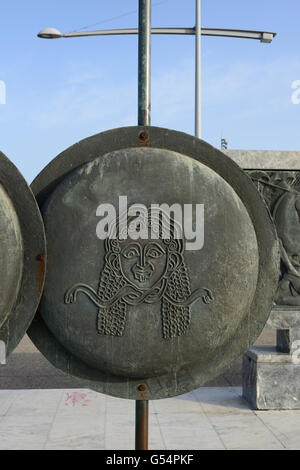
{"left": 205, "top": 30, "right": 276, "bottom": 43}
{"left": 63, "top": 28, "right": 194, "bottom": 37}
{"left": 202, "top": 29, "right": 276, "bottom": 41}
{"left": 63, "top": 27, "right": 276, "bottom": 42}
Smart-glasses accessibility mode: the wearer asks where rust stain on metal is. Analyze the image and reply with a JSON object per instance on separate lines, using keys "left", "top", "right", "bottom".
{"left": 137, "top": 383, "right": 147, "bottom": 399}
{"left": 138, "top": 131, "right": 149, "bottom": 145}
{"left": 36, "top": 253, "right": 45, "bottom": 297}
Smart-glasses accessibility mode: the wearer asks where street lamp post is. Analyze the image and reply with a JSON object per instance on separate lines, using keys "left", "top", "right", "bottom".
{"left": 38, "top": 5, "right": 276, "bottom": 139}
{"left": 38, "top": 26, "right": 276, "bottom": 42}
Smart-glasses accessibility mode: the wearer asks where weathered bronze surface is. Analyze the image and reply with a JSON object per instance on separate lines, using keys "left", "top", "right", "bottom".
{"left": 247, "top": 170, "right": 300, "bottom": 306}
{"left": 0, "top": 151, "right": 46, "bottom": 359}
{"left": 28, "top": 126, "right": 279, "bottom": 399}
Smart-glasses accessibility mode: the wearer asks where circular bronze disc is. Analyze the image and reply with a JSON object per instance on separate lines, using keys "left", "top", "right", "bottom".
{"left": 0, "top": 151, "right": 46, "bottom": 359}
{"left": 28, "top": 126, "right": 279, "bottom": 400}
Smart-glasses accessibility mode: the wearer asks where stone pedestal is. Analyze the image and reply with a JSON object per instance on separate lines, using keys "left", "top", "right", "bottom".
{"left": 243, "top": 307, "right": 300, "bottom": 410}
{"left": 0, "top": 340, "right": 5, "bottom": 365}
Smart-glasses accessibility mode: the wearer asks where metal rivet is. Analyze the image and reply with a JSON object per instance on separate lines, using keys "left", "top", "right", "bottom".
{"left": 139, "top": 131, "right": 149, "bottom": 143}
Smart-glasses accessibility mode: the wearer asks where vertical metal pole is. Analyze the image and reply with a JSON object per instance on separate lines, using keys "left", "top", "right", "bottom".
{"left": 195, "top": 0, "right": 202, "bottom": 138}
{"left": 138, "top": 0, "right": 151, "bottom": 126}
{"left": 135, "top": 400, "right": 149, "bottom": 450}
{"left": 136, "top": 0, "right": 151, "bottom": 451}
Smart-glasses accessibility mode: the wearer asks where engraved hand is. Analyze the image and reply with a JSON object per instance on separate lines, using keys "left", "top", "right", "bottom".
{"left": 64, "top": 283, "right": 143, "bottom": 308}
{"left": 202, "top": 289, "right": 213, "bottom": 304}
{"left": 65, "top": 286, "right": 78, "bottom": 304}
{"left": 164, "top": 287, "right": 214, "bottom": 307}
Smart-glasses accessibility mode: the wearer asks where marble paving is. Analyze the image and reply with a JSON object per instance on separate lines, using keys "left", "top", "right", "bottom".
{"left": 0, "top": 387, "right": 299, "bottom": 450}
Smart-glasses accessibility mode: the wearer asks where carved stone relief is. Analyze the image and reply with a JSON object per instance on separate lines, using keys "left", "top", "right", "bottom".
{"left": 247, "top": 170, "right": 300, "bottom": 306}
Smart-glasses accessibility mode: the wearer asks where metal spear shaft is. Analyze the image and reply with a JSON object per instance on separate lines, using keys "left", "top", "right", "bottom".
{"left": 195, "top": 0, "right": 202, "bottom": 138}
{"left": 138, "top": 0, "right": 151, "bottom": 126}
{"left": 135, "top": 398, "right": 149, "bottom": 450}
{"left": 135, "top": 0, "right": 151, "bottom": 451}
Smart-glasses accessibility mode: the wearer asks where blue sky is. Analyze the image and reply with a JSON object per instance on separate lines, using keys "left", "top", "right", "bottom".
{"left": 0, "top": 0, "right": 299, "bottom": 182}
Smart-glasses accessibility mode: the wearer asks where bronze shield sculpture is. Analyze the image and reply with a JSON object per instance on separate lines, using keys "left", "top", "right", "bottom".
{"left": 28, "top": 126, "right": 279, "bottom": 399}
{"left": 0, "top": 151, "right": 46, "bottom": 362}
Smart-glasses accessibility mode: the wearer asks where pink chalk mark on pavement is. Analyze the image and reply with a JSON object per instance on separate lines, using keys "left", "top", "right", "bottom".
{"left": 64, "top": 391, "right": 93, "bottom": 407}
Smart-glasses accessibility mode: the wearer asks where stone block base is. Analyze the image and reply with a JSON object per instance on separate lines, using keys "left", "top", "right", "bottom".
{"left": 243, "top": 346, "right": 300, "bottom": 410}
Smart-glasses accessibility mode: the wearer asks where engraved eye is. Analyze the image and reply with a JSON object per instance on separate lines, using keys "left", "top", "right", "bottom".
{"left": 146, "top": 244, "right": 165, "bottom": 259}
{"left": 122, "top": 246, "right": 140, "bottom": 259}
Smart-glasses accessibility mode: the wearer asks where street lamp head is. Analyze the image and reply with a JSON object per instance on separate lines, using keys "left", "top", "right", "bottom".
{"left": 260, "top": 32, "right": 276, "bottom": 43}
{"left": 37, "top": 28, "right": 63, "bottom": 39}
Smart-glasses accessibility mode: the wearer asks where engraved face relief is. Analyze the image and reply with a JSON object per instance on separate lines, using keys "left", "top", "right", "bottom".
{"left": 120, "top": 239, "right": 167, "bottom": 288}
{"left": 65, "top": 209, "right": 213, "bottom": 338}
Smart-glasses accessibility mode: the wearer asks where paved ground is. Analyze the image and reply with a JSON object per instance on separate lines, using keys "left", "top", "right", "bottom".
{"left": 0, "top": 386, "right": 299, "bottom": 450}
{"left": 1, "top": 330, "right": 298, "bottom": 451}
{"left": 0, "top": 330, "right": 276, "bottom": 389}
